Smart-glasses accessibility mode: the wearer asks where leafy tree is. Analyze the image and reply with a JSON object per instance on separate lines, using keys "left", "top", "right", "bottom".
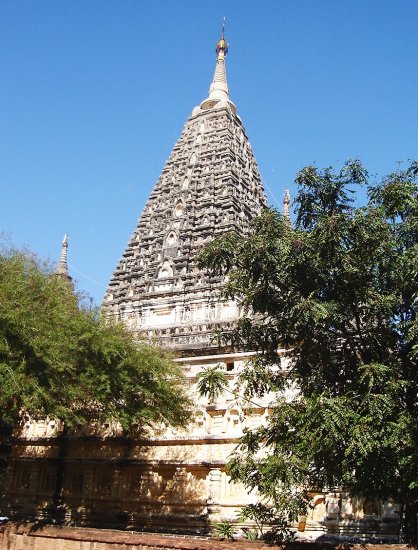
{"left": 238, "top": 503, "right": 295, "bottom": 543}
{"left": 212, "top": 520, "right": 236, "bottom": 540}
{"left": 198, "top": 160, "right": 418, "bottom": 543}
{"left": 0, "top": 245, "right": 191, "bottom": 432}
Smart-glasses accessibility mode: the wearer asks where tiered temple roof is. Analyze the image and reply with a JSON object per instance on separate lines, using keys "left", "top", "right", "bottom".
{"left": 104, "top": 30, "right": 266, "bottom": 352}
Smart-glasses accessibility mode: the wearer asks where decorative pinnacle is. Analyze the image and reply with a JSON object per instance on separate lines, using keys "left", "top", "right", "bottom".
{"left": 283, "top": 189, "right": 291, "bottom": 224}
{"left": 199, "top": 20, "right": 236, "bottom": 113}
{"left": 208, "top": 21, "right": 229, "bottom": 101}
{"left": 216, "top": 17, "right": 228, "bottom": 55}
{"left": 56, "top": 233, "right": 72, "bottom": 280}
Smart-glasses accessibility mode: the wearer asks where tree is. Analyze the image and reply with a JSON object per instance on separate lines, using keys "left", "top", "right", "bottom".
{"left": 0, "top": 244, "right": 192, "bottom": 523}
{"left": 198, "top": 160, "right": 418, "bottom": 543}
{"left": 0, "top": 245, "right": 191, "bottom": 432}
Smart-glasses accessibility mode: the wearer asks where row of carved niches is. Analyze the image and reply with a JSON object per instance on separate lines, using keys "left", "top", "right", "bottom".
{"left": 139, "top": 319, "right": 235, "bottom": 339}
{"left": 6, "top": 459, "right": 399, "bottom": 533}
{"left": 7, "top": 462, "right": 227, "bottom": 508}
{"left": 9, "top": 441, "right": 399, "bottom": 527}
{"left": 117, "top": 297, "right": 235, "bottom": 323}
{"left": 7, "top": 450, "right": 399, "bottom": 524}
{"left": 147, "top": 162, "right": 259, "bottom": 203}
{"left": 108, "top": 272, "right": 225, "bottom": 299}
{"left": 13, "top": 407, "right": 260, "bottom": 448}
{"left": 187, "top": 406, "right": 268, "bottom": 437}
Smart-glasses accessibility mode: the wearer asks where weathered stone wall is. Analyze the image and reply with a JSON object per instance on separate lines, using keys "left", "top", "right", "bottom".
{"left": 1, "top": 352, "right": 269, "bottom": 533}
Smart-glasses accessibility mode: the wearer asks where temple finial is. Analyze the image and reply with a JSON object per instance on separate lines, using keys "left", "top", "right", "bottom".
{"left": 56, "top": 234, "right": 72, "bottom": 281}
{"left": 215, "top": 18, "right": 228, "bottom": 57}
{"left": 199, "top": 22, "right": 236, "bottom": 113}
{"left": 283, "top": 189, "right": 291, "bottom": 225}
{"left": 209, "top": 22, "right": 229, "bottom": 100}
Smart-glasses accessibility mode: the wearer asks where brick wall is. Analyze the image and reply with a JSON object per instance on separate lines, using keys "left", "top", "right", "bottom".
{"left": 0, "top": 524, "right": 410, "bottom": 550}
{"left": 1, "top": 524, "right": 255, "bottom": 550}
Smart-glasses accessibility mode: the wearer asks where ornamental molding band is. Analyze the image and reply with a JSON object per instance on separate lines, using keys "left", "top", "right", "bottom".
{"left": 103, "top": 29, "right": 266, "bottom": 352}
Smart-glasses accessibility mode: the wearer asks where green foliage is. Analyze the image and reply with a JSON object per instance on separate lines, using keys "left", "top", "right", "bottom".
{"left": 237, "top": 355, "right": 284, "bottom": 399}
{"left": 242, "top": 528, "right": 258, "bottom": 540}
{"left": 239, "top": 503, "right": 296, "bottom": 543}
{"left": 0, "top": 245, "right": 191, "bottom": 432}
{"left": 196, "top": 365, "right": 228, "bottom": 403}
{"left": 263, "top": 520, "right": 296, "bottom": 545}
{"left": 199, "top": 160, "right": 418, "bottom": 543}
{"left": 212, "top": 520, "right": 236, "bottom": 539}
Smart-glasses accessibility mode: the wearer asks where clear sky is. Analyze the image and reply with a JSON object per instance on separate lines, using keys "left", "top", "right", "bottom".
{"left": 1, "top": 0, "right": 417, "bottom": 304}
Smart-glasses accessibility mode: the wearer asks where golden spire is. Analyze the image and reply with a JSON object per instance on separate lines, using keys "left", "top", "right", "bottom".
{"left": 216, "top": 17, "right": 228, "bottom": 55}
{"left": 207, "top": 21, "right": 229, "bottom": 100}
{"left": 199, "top": 19, "right": 236, "bottom": 114}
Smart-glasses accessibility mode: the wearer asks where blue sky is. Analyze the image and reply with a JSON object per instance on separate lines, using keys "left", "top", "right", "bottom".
{"left": 1, "top": 0, "right": 417, "bottom": 304}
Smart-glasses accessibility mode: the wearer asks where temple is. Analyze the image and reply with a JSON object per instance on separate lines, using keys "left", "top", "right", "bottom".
{"left": 0, "top": 30, "right": 400, "bottom": 540}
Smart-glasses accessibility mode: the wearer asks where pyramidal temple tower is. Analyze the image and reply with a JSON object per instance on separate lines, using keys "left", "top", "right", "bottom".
{"left": 104, "top": 30, "right": 266, "bottom": 352}
{"left": 98, "top": 30, "right": 271, "bottom": 531}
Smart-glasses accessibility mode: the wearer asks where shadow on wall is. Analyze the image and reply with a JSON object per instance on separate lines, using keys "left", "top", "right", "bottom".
{"left": 1, "top": 434, "right": 212, "bottom": 535}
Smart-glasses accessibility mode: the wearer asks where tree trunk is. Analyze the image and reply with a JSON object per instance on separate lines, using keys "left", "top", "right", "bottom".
{"left": 51, "top": 424, "right": 69, "bottom": 524}
{"left": 0, "top": 422, "right": 12, "bottom": 511}
{"left": 400, "top": 502, "right": 418, "bottom": 545}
